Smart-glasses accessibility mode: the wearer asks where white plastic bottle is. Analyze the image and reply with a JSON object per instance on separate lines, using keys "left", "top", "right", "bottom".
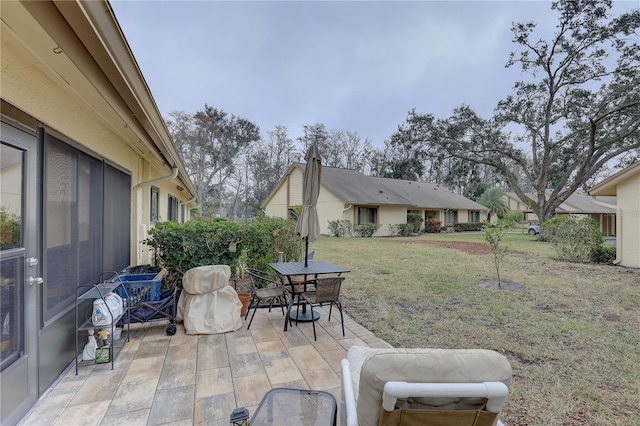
{"left": 82, "top": 329, "right": 97, "bottom": 361}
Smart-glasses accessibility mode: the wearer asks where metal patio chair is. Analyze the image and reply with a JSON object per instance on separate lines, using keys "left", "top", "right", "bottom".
{"left": 244, "top": 268, "right": 288, "bottom": 329}
{"left": 299, "top": 276, "right": 345, "bottom": 341}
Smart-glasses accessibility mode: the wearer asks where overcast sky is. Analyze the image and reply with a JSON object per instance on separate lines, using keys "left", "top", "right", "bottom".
{"left": 110, "top": 1, "right": 637, "bottom": 148}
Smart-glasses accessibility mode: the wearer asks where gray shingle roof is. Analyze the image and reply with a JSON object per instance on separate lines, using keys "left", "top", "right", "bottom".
{"left": 296, "top": 164, "right": 488, "bottom": 211}
{"left": 506, "top": 191, "right": 615, "bottom": 214}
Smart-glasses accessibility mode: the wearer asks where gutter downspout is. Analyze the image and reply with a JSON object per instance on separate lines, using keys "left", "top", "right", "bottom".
{"left": 133, "top": 167, "right": 179, "bottom": 192}
{"left": 589, "top": 196, "right": 621, "bottom": 265}
{"left": 132, "top": 168, "right": 179, "bottom": 265}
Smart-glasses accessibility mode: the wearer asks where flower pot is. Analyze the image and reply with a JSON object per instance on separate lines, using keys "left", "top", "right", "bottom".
{"left": 238, "top": 292, "right": 251, "bottom": 317}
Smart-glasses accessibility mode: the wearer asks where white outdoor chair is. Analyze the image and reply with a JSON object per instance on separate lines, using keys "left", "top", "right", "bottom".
{"left": 341, "top": 346, "right": 512, "bottom": 426}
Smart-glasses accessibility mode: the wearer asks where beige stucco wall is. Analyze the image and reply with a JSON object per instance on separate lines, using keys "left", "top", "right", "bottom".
{"left": 377, "top": 206, "right": 408, "bottom": 236}
{"left": 263, "top": 170, "right": 292, "bottom": 219}
{"left": 1, "top": 24, "right": 190, "bottom": 266}
{"left": 316, "top": 190, "right": 347, "bottom": 236}
{"left": 617, "top": 174, "right": 640, "bottom": 268}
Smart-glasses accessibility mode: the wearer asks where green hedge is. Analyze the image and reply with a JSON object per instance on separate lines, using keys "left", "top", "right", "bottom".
{"left": 144, "top": 216, "right": 302, "bottom": 288}
{"left": 454, "top": 222, "right": 488, "bottom": 232}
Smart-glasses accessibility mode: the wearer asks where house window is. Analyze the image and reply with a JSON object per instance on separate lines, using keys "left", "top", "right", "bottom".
{"left": 168, "top": 195, "right": 178, "bottom": 221}
{"left": 44, "top": 133, "right": 130, "bottom": 322}
{"left": 446, "top": 210, "right": 457, "bottom": 226}
{"left": 180, "top": 203, "right": 185, "bottom": 223}
{"left": 356, "top": 206, "right": 377, "bottom": 225}
{"left": 150, "top": 186, "right": 159, "bottom": 223}
{"left": 470, "top": 211, "right": 480, "bottom": 223}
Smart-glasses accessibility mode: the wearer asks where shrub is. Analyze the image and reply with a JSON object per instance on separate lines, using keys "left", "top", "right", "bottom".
{"left": 543, "top": 216, "right": 604, "bottom": 263}
{"left": 424, "top": 218, "right": 442, "bottom": 233}
{"left": 591, "top": 245, "right": 617, "bottom": 264}
{"left": 0, "top": 207, "right": 21, "bottom": 250}
{"left": 407, "top": 213, "right": 422, "bottom": 234}
{"left": 144, "top": 216, "right": 302, "bottom": 288}
{"left": 398, "top": 223, "right": 413, "bottom": 236}
{"left": 454, "top": 222, "right": 488, "bottom": 232}
{"left": 503, "top": 211, "right": 524, "bottom": 225}
{"left": 356, "top": 223, "right": 378, "bottom": 237}
{"left": 328, "top": 219, "right": 352, "bottom": 237}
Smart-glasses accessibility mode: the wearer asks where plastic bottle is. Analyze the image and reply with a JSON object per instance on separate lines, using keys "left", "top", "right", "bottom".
{"left": 82, "top": 329, "right": 97, "bottom": 361}
{"left": 92, "top": 298, "right": 112, "bottom": 326}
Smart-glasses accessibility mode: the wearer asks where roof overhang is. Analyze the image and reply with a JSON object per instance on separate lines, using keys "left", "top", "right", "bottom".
{"left": 3, "top": 0, "right": 197, "bottom": 199}
{"left": 588, "top": 162, "right": 640, "bottom": 197}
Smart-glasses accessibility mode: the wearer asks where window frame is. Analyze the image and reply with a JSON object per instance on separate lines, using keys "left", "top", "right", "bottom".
{"left": 355, "top": 206, "right": 378, "bottom": 227}
{"left": 150, "top": 186, "right": 159, "bottom": 223}
{"left": 167, "top": 194, "right": 178, "bottom": 221}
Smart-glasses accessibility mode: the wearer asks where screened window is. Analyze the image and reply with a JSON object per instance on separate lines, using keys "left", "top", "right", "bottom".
{"left": 356, "top": 206, "right": 377, "bottom": 225}
{"left": 446, "top": 210, "right": 458, "bottom": 226}
{"left": 470, "top": 211, "right": 480, "bottom": 223}
{"left": 103, "top": 164, "right": 130, "bottom": 273}
{"left": 168, "top": 195, "right": 178, "bottom": 221}
{"left": 44, "top": 133, "right": 130, "bottom": 322}
{"left": 150, "top": 186, "right": 159, "bottom": 222}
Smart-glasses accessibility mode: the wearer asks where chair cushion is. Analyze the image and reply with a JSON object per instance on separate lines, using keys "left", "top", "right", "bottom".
{"left": 347, "top": 346, "right": 512, "bottom": 426}
{"left": 182, "top": 265, "right": 231, "bottom": 294}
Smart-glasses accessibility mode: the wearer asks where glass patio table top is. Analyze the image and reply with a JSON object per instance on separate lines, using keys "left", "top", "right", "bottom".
{"left": 250, "top": 387, "right": 337, "bottom": 426}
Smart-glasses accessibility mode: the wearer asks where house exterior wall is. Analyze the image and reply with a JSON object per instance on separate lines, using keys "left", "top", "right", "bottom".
{"left": 2, "top": 28, "right": 192, "bottom": 266}
{"left": 457, "top": 210, "right": 470, "bottom": 223}
{"left": 316, "top": 190, "right": 346, "bottom": 236}
{"left": 377, "top": 206, "right": 407, "bottom": 236}
{"left": 263, "top": 171, "right": 294, "bottom": 219}
{"left": 289, "top": 168, "right": 303, "bottom": 207}
{"left": 618, "top": 175, "right": 640, "bottom": 267}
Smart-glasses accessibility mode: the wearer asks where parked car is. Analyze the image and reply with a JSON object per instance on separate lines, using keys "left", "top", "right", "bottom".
{"left": 527, "top": 224, "right": 540, "bottom": 235}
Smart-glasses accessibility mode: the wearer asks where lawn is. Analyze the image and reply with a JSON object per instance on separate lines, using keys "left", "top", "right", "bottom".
{"left": 313, "top": 232, "right": 640, "bottom": 425}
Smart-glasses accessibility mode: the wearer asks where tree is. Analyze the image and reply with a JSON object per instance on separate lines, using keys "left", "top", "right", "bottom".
{"left": 247, "top": 125, "right": 297, "bottom": 212}
{"left": 484, "top": 219, "right": 510, "bottom": 288}
{"left": 443, "top": 1, "right": 639, "bottom": 231}
{"left": 497, "top": 0, "right": 640, "bottom": 224}
{"left": 297, "top": 123, "right": 329, "bottom": 155}
{"left": 166, "top": 105, "right": 261, "bottom": 216}
{"left": 476, "top": 187, "right": 509, "bottom": 221}
{"left": 382, "top": 110, "right": 504, "bottom": 191}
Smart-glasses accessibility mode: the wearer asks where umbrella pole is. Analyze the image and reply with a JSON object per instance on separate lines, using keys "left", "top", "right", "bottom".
{"left": 304, "top": 238, "right": 309, "bottom": 267}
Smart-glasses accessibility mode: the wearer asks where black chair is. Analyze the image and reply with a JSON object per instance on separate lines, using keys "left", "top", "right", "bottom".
{"left": 300, "top": 276, "right": 345, "bottom": 341}
{"left": 244, "top": 268, "right": 289, "bottom": 329}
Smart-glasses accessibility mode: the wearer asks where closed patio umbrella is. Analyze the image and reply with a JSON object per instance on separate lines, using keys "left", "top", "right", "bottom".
{"left": 295, "top": 143, "right": 322, "bottom": 267}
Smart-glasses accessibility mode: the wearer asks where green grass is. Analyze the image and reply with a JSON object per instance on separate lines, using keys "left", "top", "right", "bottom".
{"left": 313, "top": 232, "right": 640, "bottom": 425}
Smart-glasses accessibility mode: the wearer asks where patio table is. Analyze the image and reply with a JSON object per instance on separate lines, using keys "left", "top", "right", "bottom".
{"left": 268, "top": 261, "right": 350, "bottom": 331}
{"left": 250, "top": 387, "right": 337, "bottom": 426}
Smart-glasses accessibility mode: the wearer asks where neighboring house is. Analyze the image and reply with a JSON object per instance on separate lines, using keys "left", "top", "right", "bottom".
{"left": 504, "top": 190, "right": 616, "bottom": 236}
{"left": 262, "top": 164, "right": 488, "bottom": 237}
{"left": 588, "top": 162, "right": 640, "bottom": 268}
{"left": 1, "top": 1, "right": 197, "bottom": 423}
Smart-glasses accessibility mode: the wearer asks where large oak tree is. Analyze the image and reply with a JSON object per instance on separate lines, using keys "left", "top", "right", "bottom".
{"left": 393, "top": 0, "right": 640, "bottom": 228}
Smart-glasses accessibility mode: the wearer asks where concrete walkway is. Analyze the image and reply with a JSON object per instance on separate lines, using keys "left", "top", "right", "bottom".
{"left": 19, "top": 306, "right": 391, "bottom": 425}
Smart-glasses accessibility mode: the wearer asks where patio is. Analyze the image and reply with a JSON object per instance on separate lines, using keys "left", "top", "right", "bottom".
{"left": 18, "top": 305, "right": 391, "bottom": 426}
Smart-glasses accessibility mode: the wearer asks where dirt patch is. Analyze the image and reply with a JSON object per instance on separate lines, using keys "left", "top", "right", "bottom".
{"left": 396, "top": 238, "right": 526, "bottom": 256}
{"left": 476, "top": 279, "right": 526, "bottom": 292}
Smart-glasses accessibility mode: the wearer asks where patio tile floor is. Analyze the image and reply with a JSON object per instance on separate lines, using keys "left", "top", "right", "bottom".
{"left": 19, "top": 306, "right": 391, "bottom": 426}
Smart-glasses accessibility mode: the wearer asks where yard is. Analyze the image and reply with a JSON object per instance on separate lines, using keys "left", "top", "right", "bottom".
{"left": 314, "top": 232, "right": 640, "bottom": 425}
